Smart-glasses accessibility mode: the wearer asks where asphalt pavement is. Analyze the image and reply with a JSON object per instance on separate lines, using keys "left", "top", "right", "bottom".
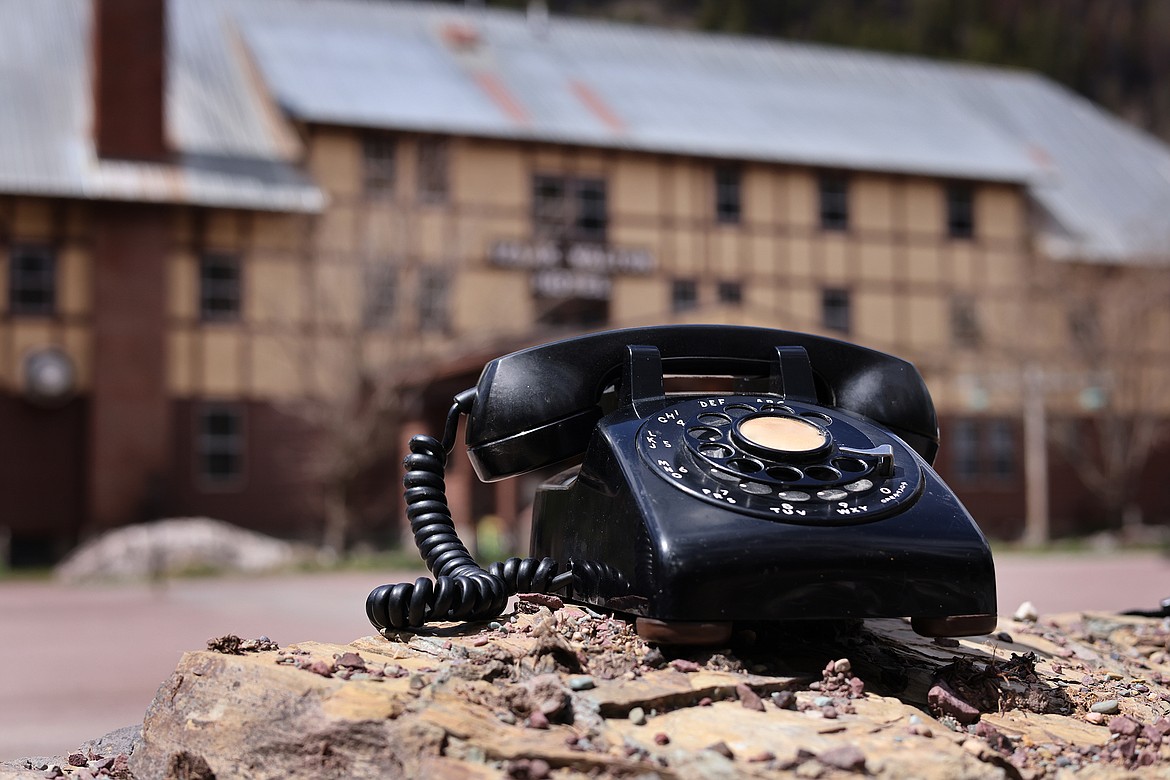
{"left": 2, "top": 552, "right": 1168, "bottom": 762}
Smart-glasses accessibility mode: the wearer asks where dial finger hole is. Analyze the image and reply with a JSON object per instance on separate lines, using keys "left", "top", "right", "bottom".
{"left": 697, "top": 413, "right": 732, "bottom": 426}
{"left": 727, "top": 457, "right": 764, "bottom": 474}
{"left": 724, "top": 404, "right": 755, "bottom": 416}
{"left": 805, "top": 465, "right": 841, "bottom": 481}
{"left": 801, "top": 412, "right": 833, "bottom": 426}
{"left": 832, "top": 457, "right": 868, "bottom": 474}
{"left": 766, "top": 465, "right": 803, "bottom": 482}
{"left": 688, "top": 426, "right": 722, "bottom": 441}
{"left": 710, "top": 469, "right": 739, "bottom": 482}
{"left": 739, "top": 481, "right": 771, "bottom": 495}
{"left": 699, "top": 443, "right": 733, "bottom": 458}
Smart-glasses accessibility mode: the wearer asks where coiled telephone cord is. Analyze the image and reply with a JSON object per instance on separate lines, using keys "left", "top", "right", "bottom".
{"left": 365, "top": 391, "right": 574, "bottom": 632}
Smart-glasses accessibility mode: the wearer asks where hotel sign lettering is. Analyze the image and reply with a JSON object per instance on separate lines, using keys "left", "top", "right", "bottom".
{"left": 489, "top": 241, "right": 655, "bottom": 301}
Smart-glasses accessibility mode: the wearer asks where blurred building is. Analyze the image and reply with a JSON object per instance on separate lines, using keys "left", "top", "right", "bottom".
{"left": 3, "top": 0, "right": 1170, "bottom": 563}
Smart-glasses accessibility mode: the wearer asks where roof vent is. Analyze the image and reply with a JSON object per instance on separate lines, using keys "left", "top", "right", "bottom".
{"left": 441, "top": 21, "right": 480, "bottom": 51}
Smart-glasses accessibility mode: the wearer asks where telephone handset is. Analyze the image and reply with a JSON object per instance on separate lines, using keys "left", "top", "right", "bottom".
{"left": 367, "top": 325, "right": 997, "bottom": 643}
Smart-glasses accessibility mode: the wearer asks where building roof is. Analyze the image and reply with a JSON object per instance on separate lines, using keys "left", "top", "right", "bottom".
{"left": 4, "top": 0, "right": 1170, "bottom": 260}
{"left": 0, "top": 0, "right": 323, "bottom": 213}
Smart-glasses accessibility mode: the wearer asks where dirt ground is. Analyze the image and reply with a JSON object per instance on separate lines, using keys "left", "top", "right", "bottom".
{"left": 1, "top": 552, "right": 1168, "bottom": 762}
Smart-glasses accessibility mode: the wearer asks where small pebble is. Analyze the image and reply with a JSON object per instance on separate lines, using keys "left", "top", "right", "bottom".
{"left": 814, "top": 696, "right": 832, "bottom": 707}
{"left": 1013, "top": 601, "right": 1039, "bottom": 622}
{"left": 489, "top": 621, "right": 502, "bottom": 630}
{"left": 1085, "top": 712, "right": 1105, "bottom": 725}
{"left": 629, "top": 706, "right": 647, "bottom": 725}
{"left": 568, "top": 675, "right": 595, "bottom": 691}
{"left": 832, "top": 658, "right": 852, "bottom": 674}
{"left": 772, "top": 690, "right": 797, "bottom": 710}
{"left": 1090, "top": 700, "right": 1120, "bottom": 715}
{"left": 654, "top": 732, "right": 670, "bottom": 745}
{"left": 933, "top": 637, "right": 960, "bottom": 648}
{"left": 995, "top": 631, "right": 1013, "bottom": 643}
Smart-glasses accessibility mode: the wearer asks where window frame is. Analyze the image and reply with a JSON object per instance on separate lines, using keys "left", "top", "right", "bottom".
{"left": 818, "top": 172, "right": 850, "bottom": 232}
{"left": 946, "top": 182, "right": 975, "bottom": 239}
{"left": 950, "top": 295, "right": 981, "bottom": 348}
{"left": 416, "top": 137, "right": 449, "bottom": 204}
{"left": 418, "top": 267, "right": 450, "bottom": 332}
{"left": 196, "top": 402, "right": 246, "bottom": 490}
{"left": 671, "top": 277, "right": 698, "bottom": 313}
{"left": 8, "top": 245, "right": 57, "bottom": 316}
{"left": 951, "top": 417, "right": 1017, "bottom": 483}
{"left": 952, "top": 418, "right": 982, "bottom": 482}
{"left": 362, "top": 133, "right": 397, "bottom": 198}
{"left": 717, "top": 280, "right": 743, "bottom": 306}
{"left": 532, "top": 174, "right": 608, "bottom": 244}
{"left": 198, "top": 252, "right": 242, "bottom": 322}
{"left": 821, "top": 287, "right": 851, "bottom": 334}
{"left": 362, "top": 262, "right": 399, "bottom": 330}
{"left": 714, "top": 165, "right": 742, "bottom": 224}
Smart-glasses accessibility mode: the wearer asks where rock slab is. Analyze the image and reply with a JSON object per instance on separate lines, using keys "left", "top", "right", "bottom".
{"left": 4, "top": 605, "right": 1170, "bottom": 779}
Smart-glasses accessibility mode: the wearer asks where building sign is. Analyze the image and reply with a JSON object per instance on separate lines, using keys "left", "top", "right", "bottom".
{"left": 489, "top": 241, "right": 655, "bottom": 301}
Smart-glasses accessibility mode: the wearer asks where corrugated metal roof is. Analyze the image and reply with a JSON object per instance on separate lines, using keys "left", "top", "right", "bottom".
{"left": 0, "top": 0, "right": 323, "bottom": 213}
{"left": 235, "top": 0, "right": 1038, "bottom": 182}
{"left": 4, "top": 0, "right": 1170, "bottom": 260}
{"left": 228, "top": 0, "right": 1170, "bottom": 262}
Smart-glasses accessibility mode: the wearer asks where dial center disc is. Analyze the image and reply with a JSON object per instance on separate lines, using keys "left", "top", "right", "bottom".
{"left": 737, "top": 415, "right": 829, "bottom": 455}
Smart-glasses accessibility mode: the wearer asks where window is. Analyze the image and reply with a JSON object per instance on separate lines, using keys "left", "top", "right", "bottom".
{"left": 717, "top": 280, "right": 743, "bottom": 305}
{"left": 987, "top": 419, "right": 1015, "bottom": 479}
{"left": 951, "top": 296, "right": 981, "bottom": 347}
{"left": 362, "top": 264, "right": 398, "bottom": 329}
{"left": 362, "top": 134, "right": 397, "bottom": 197}
{"left": 417, "top": 137, "right": 449, "bottom": 204}
{"left": 819, "top": 173, "right": 849, "bottom": 231}
{"left": 533, "top": 175, "right": 608, "bottom": 243}
{"left": 418, "top": 268, "right": 450, "bottom": 331}
{"left": 714, "top": 166, "right": 741, "bottom": 224}
{"left": 951, "top": 418, "right": 1016, "bottom": 482}
{"left": 946, "top": 183, "right": 975, "bottom": 239}
{"left": 198, "top": 404, "right": 244, "bottom": 486}
{"left": 199, "top": 253, "right": 240, "bottom": 321}
{"left": 1068, "top": 304, "right": 1099, "bottom": 349}
{"left": 821, "top": 287, "right": 851, "bottom": 334}
{"left": 953, "top": 419, "right": 981, "bottom": 481}
{"left": 537, "top": 298, "right": 609, "bottom": 328}
{"left": 671, "top": 278, "right": 698, "bottom": 312}
{"left": 8, "top": 246, "right": 56, "bottom": 315}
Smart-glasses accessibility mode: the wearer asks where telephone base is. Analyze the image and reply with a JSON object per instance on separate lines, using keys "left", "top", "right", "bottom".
{"left": 910, "top": 614, "right": 999, "bottom": 638}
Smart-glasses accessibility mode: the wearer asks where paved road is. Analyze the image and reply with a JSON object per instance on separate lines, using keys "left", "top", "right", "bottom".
{"left": 2, "top": 552, "right": 1168, "bottom": 762}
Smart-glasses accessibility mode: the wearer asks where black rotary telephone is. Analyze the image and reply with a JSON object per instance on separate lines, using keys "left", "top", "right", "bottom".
{"left": 366, "top": 325, "right": 997, "bottom": 644}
